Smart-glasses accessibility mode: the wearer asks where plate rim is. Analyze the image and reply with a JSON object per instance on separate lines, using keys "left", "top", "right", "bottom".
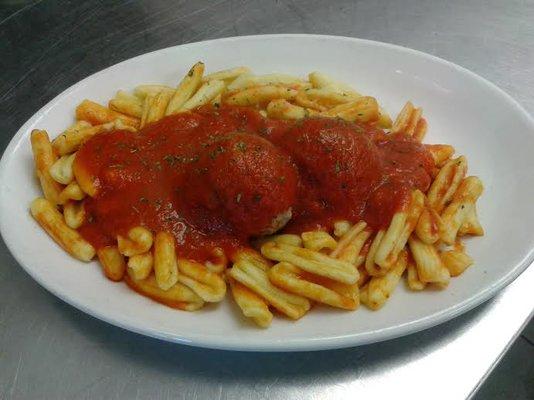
{"left": 1, "top": 33, "right": 533, "bottom": 352}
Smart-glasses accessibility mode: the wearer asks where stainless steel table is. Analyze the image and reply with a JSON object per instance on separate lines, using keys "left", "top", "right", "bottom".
{"left": 1, "top": 1, "right": 533, "bottom": 399}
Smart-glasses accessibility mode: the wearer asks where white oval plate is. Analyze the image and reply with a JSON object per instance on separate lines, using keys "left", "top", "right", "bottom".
{"left": 1, "top": 35, "right": 533, "bottom": 352}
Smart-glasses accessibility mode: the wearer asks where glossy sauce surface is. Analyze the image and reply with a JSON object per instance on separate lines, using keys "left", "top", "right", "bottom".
{"left": 75, "top": 106, "right": 433, "bottom": 261}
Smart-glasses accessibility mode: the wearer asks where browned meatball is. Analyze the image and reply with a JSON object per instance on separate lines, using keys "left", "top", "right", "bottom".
{"left": 274, "top": 118, "right": 384, "bottom": 224}
{"left": 185, "top": 132, "right": 299, "bottom": 236}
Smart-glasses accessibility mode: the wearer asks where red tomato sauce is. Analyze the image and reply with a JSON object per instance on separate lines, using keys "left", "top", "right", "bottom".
{"left": 75, "top": 105, "right": 433, "bottom": 262}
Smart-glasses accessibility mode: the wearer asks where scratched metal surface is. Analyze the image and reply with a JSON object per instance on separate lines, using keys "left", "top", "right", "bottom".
{"left": 1, "top": 1, "right": 533, "bottom": 399}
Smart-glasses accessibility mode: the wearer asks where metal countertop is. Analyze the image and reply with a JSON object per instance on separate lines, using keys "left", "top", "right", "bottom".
{"left": 1, "top": 1, "right": 533, "bottom": 399}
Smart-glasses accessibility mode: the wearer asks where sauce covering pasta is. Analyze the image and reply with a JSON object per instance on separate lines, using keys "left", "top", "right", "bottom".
{"left": 75, "top": 105, "right": 434, "bottom": 262}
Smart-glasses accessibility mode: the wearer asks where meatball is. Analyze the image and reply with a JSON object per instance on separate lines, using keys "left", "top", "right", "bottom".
{"left": 276, "top": 118, "right": 384, "bottom": 220}
{"left": 185, "top": 132, "right": 298, "bottom": 236}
